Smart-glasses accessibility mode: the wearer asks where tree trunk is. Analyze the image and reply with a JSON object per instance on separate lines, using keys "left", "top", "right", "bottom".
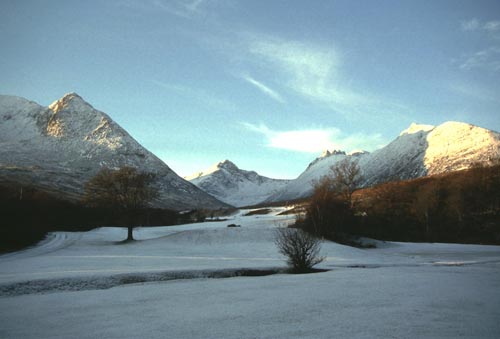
{"left": 127, "top": 225, "right": 134, "bottom": 241}
{"left": 126, "top": 209, "right": 135, "bottom": 241}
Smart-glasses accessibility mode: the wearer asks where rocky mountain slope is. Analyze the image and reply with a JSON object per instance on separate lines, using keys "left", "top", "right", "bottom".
{"left": 186, "top": 160, "right": 290, "bottom": 207}
{"left": 0, "top": 93, "right": 229, "bottom": 210}
{"left": 266, "top": 122, "right": 500, "bottom": 202}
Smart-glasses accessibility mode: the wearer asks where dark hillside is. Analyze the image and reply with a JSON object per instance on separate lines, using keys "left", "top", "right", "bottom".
{"left": 0, "top": 183, "right": 179, "bottom": 253}
{"left": 298, "top": 163, "right": 500, "bottom": 245}
{"left": 354, "top": 163, "right": 500, "bottom": 244}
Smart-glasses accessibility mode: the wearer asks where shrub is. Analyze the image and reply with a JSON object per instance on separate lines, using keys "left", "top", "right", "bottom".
{"left": 274, "top": 227, "right": 324, "bottom": 273}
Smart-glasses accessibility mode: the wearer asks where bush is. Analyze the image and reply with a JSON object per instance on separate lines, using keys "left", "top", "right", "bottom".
{"left": 274, "top": 227, "right": 324, "bottom": 273}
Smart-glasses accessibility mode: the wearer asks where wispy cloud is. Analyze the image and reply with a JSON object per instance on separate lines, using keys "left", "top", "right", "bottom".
{"left": 247, "top": 37, "right": 363, "bottom": 109}
{"left": 459, "top": 18, "right": 500, "bottom": 72}
{"left": 461, "top": 18, "right": 500, "bottom": 32}
{"left": 185, "top": 0, "right": 204, "bottom": 12}
{"left": 242, "top": 35, "right": 408, "bottom": 122}
{"left": 186, "top": 31, "right": 412, "bottom": 123}
{"left": 118, "top": 0, "right": 207, "bottom": 18}
{"left": 153, "top": 0, "right": 206, "bottom": 18}
{"left": 484, "top": 21, "right": 500, "bottom": 32}
{"left": 461, "top": 18, "right": 480, "bottom": 31}
{"left": 242, "top": 122, "right": 386, "bottom": 154}
{"left": 241, "top": 75, "right": 285, "bottom": 103}
{"left": 459, "top": 47, "right": 500, "bottom": 72}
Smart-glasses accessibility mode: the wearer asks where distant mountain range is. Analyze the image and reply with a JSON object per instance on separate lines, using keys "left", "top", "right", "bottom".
{"left": 0, "top": 93, "right": 228, "bottom": 210}
{"left": 186, "top": 160, "right": 290, "bottom": 207}
{"left": 265, "top": 121, "right": 500, "bottom": 202}
{"left": 2, "top": 93, "right": 499, "bottom": 210}
{"left": 189, "top": 122, "right": 500, "bottom": 205}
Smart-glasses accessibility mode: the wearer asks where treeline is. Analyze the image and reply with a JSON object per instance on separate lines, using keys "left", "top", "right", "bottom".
{"left": 0, "top": 184, "right": 177, "bottom": 253}
{"left": 299, "top": 162, "right": 500, "bottom": 245}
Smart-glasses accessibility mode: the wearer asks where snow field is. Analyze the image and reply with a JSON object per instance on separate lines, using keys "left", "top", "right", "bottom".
{"left": 1, "top": 207, "right": 499, "bottom": 338}
{"left": 1, "top": 264, "right": 499, "bottom": 338}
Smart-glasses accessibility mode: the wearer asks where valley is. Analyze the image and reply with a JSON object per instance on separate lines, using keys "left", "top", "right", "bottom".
{"left": 2, "top": 2, "right": 500, "bottom": 338}
{"left": 1, "top": 208, "right": 499, "bottom": 338}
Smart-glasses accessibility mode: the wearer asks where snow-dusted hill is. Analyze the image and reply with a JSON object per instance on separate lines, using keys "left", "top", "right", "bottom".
{"left": 267, "top": 122, "right": 500, "bottom": 202}
{"left": 186, "top": 160, "right": 290, "bottom": 207}
{"left": 0, "top": 93, "right": 228, "bottom": 210}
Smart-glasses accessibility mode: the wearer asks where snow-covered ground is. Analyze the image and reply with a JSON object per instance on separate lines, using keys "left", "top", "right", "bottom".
{"left": 1, "top": 208, "right": 500, "bottom": 338}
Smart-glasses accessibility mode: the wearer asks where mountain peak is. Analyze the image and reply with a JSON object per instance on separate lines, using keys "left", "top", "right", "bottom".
{"left": 63, "top": 92, "right": 83, "bottom": 100}
{"left": 187, "top": 160, "right": 290, "bottom": 207}
{"left": 400, "top": 122, "right": 435, "bottom": 136}
{"left": 305, "top": 150, "right": 347, "bottom": 170}
{"left": 206, "top": 159, "right": 239, "bottom": 175}
{"left": 320, "top": 149, "right": 346, "bottom": 158}
{"left": 185, "top": 160, "right": 239, "bottom": 181}
{"left": 217, "top": 159, "right": 238, "bottom": 170}
{"left": 45, "top": 93, "right": 107, "bottom": 138}
{"left": 49, "top": 92, "right": 94, "bottom": 113}
{"left": 0, "top": 93, "right": 228, "bottom": 210}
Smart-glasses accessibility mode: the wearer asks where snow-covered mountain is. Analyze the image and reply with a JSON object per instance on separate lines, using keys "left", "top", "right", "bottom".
{"left": 266, "top": 122, "right": 500, "bottom": 202}
{"left": 265, "top": 150, "right": 369, "bottom": 203}
{"left": 0, "top": 93, "right": 228, "bottom": 210}
{"left": 186, "top": 160, "right": 290, "bottom": 207}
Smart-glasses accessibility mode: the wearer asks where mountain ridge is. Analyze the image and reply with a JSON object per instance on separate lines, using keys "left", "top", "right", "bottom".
{"left": 2, "top": 93, "right": 498, "bottom": 208}
{"left": 265, "top": 121, "right": 500, "bottom": 203}
{"left": 0, "top": 93, "right": 229, "bottom": 210}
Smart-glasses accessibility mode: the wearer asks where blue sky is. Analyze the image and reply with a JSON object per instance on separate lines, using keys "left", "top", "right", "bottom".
{"left": 1, "top": 0, "right": 499, "bottom": 179}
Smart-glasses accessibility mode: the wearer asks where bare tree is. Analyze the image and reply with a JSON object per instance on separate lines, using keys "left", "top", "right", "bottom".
{"left": 274, "top": 227, "right": 324, "bottom": 273}
{"left": 329, "top": 159, "right": 364, "bottom": 208}
{"left": 301, "top": 159, "right": 363, "bottom": 239}
{"left": 306, "top": 175, "right": 344, "bottom": 237}
{"left": 84, "top": 167, "right": 158, "bottom": 241}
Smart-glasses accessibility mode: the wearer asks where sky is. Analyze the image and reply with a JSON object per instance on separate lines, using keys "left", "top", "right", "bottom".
{"left": 1, "top": 0, "right": 499, "bottom": 179}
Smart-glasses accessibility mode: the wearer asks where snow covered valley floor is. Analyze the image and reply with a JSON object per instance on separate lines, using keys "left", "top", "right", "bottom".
{"left": 1, "top": 208, "right": 500, "bottom": 338}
